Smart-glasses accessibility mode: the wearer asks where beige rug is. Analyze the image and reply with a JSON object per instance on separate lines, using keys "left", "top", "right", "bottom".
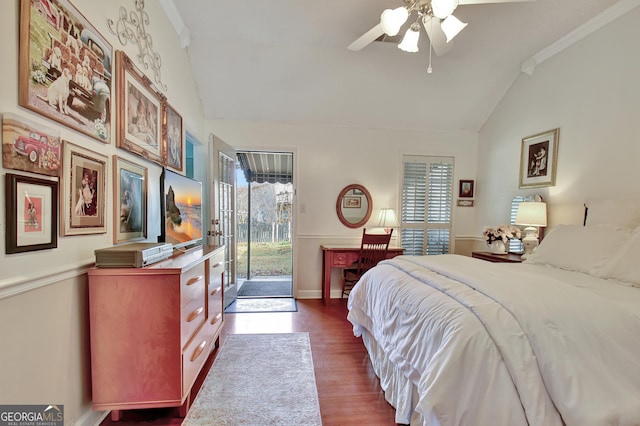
{"left": 183, "top": 333, "right": 322, "bottom": 425}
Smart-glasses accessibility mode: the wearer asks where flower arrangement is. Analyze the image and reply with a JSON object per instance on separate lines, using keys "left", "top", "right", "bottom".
{"left": 483, "top": 224, "right": 522, "bottom": 244}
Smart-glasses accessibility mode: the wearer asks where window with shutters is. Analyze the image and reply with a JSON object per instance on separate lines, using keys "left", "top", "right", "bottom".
{"left": 400, "top": 155, "right": 454, "bottom": 256}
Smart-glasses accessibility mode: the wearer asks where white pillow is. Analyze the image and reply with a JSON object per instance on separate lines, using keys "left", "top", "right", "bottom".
{"left": 585, "top": 199, "right": 640, "bottom": 228}
{"left": 524, "top": 224, "right": 630, "bottom": 273}
{"left": 591, "top": 226, "right": 640, "bottom": 286}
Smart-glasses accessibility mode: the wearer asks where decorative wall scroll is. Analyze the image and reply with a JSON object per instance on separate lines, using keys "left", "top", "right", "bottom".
{"left": 107, "top": 0, "right": 167, "bottom": 91}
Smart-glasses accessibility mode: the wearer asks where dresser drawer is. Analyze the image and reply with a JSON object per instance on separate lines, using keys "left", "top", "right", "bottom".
{"left": 182, "top": 323, "right": 214, "bottom": 394}
{"left": 181, "top": 296, "right": 206, "bottom": 349}
{"left": 332, "top": 252, "right": 352, "bottom": 266}
{"left": 181, "top": 263, "right": 206, "bottom": 306}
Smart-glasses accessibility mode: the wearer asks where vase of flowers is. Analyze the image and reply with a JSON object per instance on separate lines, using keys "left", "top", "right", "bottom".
{"left": 482, "top": 225, "right": 521, "bottom": 254}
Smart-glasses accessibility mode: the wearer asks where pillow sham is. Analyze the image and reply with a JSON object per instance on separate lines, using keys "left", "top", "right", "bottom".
{"left": 524, "top": 224, "right": 630, "bottom": 273}
{"left": 585, "top": 199, "right": 640, "bottom": 228}
{"left": 590, "top": 226, "right": 640, "bottom": 286}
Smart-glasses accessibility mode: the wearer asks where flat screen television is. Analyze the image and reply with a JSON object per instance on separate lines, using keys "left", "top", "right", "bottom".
{"left": 159, "top": 168, "right": 203, "bottom": 251}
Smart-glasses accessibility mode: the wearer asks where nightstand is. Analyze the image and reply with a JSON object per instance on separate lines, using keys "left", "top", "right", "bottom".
{"left": 471, "top": 252, "right": 523, "bottom": 263}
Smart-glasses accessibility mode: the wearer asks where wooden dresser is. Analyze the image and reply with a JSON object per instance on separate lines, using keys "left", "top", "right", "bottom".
{"left": 88, "top": 245, "right": 225, "bottom": 420}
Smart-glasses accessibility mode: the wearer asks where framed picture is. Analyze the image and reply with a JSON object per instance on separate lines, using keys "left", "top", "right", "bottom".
{"left": 459, "top": 180, "right": 474, "bottom": 198}
{"left": 61, "top": 141, "right": 108, "bottom": 236}
{"left": 519, "top": 128, "right": 560, "bottom": 188}
{"left": 2, "top": 112, "right": 61, "bottom": 177}
{"left": 113, "top": 156, "right": 147, "bottom": 244}
{"left": 5, "top": 173, "right": 58, "bottom": 254}
{"left": 457, "top": 199, "right": 474, "bottom": 207}
{"left": 343, "top": 196, "right": 361, "bottom": 208}
{"left": 115, "top": 50, "right": 165, "bottom": 166}
{"left": 164, "top": 104, "right": 183, "bottom": 171}
{"left": 18, "top": 0, "right": 113, "bottom": 143}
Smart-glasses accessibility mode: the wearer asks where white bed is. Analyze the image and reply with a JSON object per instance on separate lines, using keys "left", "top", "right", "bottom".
{"left": 347, "top": 219, "right": 640, "bottom": 425}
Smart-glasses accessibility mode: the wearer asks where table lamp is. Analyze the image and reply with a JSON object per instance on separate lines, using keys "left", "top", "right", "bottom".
{"left": 515, "top": 201, "right": 547, "bottom": 258}
{"left": 375, "top": 208, "right": 399, "bottom": 234}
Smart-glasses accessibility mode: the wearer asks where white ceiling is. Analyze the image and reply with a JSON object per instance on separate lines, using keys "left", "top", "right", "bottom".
{"left": 166, "top": 0, "right": 620, "bottom": 132}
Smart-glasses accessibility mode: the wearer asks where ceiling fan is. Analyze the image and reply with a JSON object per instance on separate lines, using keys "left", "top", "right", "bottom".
{"left": 347, "top": 0, "right": 534, "bottom": 58}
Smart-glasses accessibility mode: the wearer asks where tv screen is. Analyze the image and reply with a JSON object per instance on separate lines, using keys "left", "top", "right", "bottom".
{"left": 160, "top": 168, "right": 203, "bottom": 250}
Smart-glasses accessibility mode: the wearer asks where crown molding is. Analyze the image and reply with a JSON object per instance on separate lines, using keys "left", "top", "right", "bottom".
{"left": 159, "top": 0, "right": 191, "bottom": 48}
{"left": 521, "top": 0, "right": 640, "bottom": 75}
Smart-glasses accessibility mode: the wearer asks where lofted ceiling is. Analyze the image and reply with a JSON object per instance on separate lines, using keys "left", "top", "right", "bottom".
{"left": 165, "top": 0, "right": 622, "bottom": 132}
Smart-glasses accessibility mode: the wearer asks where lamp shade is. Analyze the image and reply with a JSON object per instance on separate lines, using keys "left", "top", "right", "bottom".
{"left": 376, "top": 208, "right": 400, "bottom": 228}
{"left": 380, "top": 7, "right": 409, "bottom": 36}
{"left": 398, "top": 25, "right": 420, "bottom": 52}
{"left": 440, "top": 15, "right": 468, "bottom": 42}
{"left": 431, "top": 0, "right": 459, "bottom": 19}
{"left": 515, "top": 202, "right": 547, "bottom": 227}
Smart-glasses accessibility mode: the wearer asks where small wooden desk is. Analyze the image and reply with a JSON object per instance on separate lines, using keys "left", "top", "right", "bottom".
{"left": 320, "top": 245, "right": 404, "bottom": 303}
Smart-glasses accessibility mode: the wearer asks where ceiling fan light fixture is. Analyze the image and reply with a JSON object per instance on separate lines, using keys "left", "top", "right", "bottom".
{"left": 431, "top": 0, "right": 459, "bottom": 19}
{"left": 441, "top": 14, "right": 468, "bottom": 42}
{"left": 398, "top": 24, "right": 420, "bottom": 52}
{"left": 380, "top": 7, "right": 409, "bottom": 36}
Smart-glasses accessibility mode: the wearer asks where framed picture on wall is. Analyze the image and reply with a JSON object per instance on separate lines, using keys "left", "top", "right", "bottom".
{"left": 164, "top": 104, "right": 183, "bottom": 171}
{"left": 115, "top": 50, "right": 165, "bottom": 166}
{"left": 113, "top": 155, "right": 147, "bottom": 244}
{"left": 5, "top": 173, "right": 58, "bottom": 254}
{"left": 2, "top": 112, "right": 62, "bottom": 177}
{"left": 18, "top": 0, "right": 113, "bottom": 143}
{"left": 343, "top": 196, "right": 361, "bottom": 208}
{"left": 519, "top": 128, "right": 560, "bottom": 188}
{"left": 459, "top": 180, "right": 474, "bottom": 198}
{"left": 61, "top": 141, "right": 108, "bottom": 236}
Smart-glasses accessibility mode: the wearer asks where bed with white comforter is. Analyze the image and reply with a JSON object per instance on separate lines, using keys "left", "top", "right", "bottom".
{"left": 347, "top": 222, "right": 640, "bottom": 426}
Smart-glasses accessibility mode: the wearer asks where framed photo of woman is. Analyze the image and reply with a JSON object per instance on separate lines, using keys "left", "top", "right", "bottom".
{"left": 61, "top": 141, "right": 108, "bottom": 236}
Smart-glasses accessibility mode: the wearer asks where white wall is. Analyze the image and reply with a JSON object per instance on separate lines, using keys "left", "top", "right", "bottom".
{"left": 207, "top": 120, "right": 478, "bottom": 298}
{"left": 476, "top": 7, "right": 640, "bottom": 234}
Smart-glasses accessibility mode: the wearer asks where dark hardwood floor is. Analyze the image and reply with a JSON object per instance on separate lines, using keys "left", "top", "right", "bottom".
{"left": 99, "top": 298, "right": 398, "bottom": 425}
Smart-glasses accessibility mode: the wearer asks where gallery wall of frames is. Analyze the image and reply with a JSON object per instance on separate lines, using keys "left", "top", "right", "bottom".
{"left": 4, "top": 0, "right": 185, "bottom": 254}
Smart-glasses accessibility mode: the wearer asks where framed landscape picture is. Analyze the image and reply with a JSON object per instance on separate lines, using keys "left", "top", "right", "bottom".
{"left": 61, "top": 141, "right": 108, "bottom": 236}
{"left": 18, "top": 0, "right": 113, "bottom": 143}
{"left": 519, "top": 128, "right": 560, "bottom": 188}
{"left": 113, "top": 155, "right": 147, "bottom": 244}
{"left": 115, "top": 50, "right": 165, "bottom": 166}
{"left": 2, "top": 112, "right": 61, "bottom": 177}
{"left": 5, "top": 173, "right": 58, "bottom": 254}
{"left": 164, "top": 104, "right": 183, "bottom": 171}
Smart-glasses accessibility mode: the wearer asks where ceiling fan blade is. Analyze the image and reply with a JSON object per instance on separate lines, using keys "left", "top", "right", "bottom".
{"left": 347, "top": 23, "right": 384, "bottom": 51}
{"left": 422, "top": 16, "right": 455, "bottom": 56}
{"left": 458, "top": 0, "right": 534, "bottom": 4}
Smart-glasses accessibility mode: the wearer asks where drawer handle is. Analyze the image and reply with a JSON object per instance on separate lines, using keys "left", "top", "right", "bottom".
{"left": 190, "top": 340, "right": 208, "bottom": 362}
{"left": 212, "top": 261, "right": 223, "bottom": 269}
{"left": 187, "top": 306, "right": 204, "bottom": 322}
{"left": 186, "top": 275, "right": 204, "bottom": 286}
{"left": 210, "top": 312, "right": 222, "bottom": 325}
{"left": 210, "top": 286, "right": 222, "bottom": 296}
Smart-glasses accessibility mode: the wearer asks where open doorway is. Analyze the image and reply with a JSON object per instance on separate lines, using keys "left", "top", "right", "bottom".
{"left": 235, "top": 151, "right": 293, "bottom": 298}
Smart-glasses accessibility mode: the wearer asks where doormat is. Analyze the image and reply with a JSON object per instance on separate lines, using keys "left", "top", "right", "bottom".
{"left": 183, "top": 333, "right": 322, "bottom": 425}
{"left": 224, "top": 298, "right": 297, "bottom": 313}
{"left": 237, "top": 280, "right": 292, "bottom": 297}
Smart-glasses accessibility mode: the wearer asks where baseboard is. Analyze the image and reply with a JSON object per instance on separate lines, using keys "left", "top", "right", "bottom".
{"left": 76, "top": 408, "right": 108, "bottom": 426}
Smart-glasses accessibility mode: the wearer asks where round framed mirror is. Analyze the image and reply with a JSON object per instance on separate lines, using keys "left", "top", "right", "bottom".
{"left": 336, "top": 184, "right": 372, "bottom": 228}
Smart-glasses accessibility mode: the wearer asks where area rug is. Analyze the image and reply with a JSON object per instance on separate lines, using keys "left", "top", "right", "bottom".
{"left": 237, "top": 280, "right": 292, "bottom": 297}
{"left": 224, "top": 298, "right": 297, "bottom": 313}
{"left": 183, "top": 333, "right": 322, "bottom": 426}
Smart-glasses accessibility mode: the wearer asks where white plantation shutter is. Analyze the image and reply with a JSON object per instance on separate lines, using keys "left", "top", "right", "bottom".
{"left": 401, "top": 156, "right": 454, "bottom": 255}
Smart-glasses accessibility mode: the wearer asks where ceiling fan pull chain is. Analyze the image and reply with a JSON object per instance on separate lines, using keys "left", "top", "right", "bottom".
{"left": 427, "top": 18, "right": 434, "bottom": 74}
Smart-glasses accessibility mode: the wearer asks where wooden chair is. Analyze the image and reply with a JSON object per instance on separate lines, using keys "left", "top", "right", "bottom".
{"left": 342, "top": 228, "right": 393, "bottom": 298}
